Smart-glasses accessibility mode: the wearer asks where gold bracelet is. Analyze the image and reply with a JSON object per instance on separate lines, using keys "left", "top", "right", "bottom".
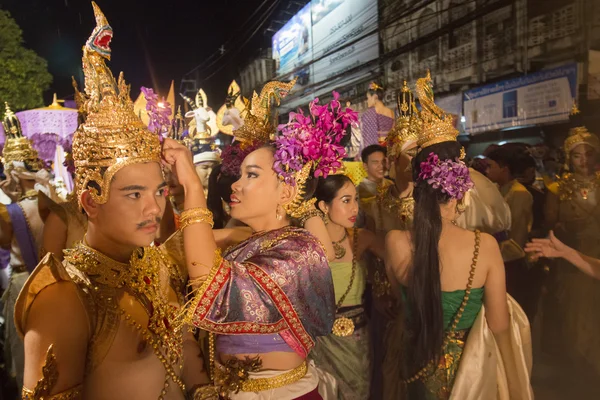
{"left": 180, "top": 216, "right": 214, "bottom": 230}
{"left": 181, "top": 207, "right": 212, "bottom": 222}
{"left": 298, "top": 209, "right": 324, "bottom": 227}
{"left": 180, "top": 207, "right": 214, "bottom": 230}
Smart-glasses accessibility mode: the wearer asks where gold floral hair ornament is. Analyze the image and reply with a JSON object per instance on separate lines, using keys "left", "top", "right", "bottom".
{"left": 72, "top": 2, "right": 161, "bottom": 207}
{"left": 1, "top": 103, "right": 43, "bottom": 171}
{"left": 564, "top": 101, "right": 600, "bottom": 166}
{"left": 385, "top": 80, "right": 420, "bottom": 159}
{"left": 235, "top": 78, "right": 297, "bottom": 145}
{"left": 415, "top": 71, "right": 459, "bottom": 149}
{"left": 282, "top": 162, "right": 317, "bottom": 219}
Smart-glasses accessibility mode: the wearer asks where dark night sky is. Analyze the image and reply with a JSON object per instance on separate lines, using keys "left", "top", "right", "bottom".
{"left": 1, "top": 0, "right": 276, "bottom": 107}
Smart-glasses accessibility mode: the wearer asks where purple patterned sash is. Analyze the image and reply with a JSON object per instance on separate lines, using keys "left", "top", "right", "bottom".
{"left": 7, "top": 203, "right": 38, "bottom": 273}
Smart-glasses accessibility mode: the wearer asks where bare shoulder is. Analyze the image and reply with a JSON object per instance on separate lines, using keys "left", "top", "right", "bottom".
{"left": 477, "top": 231, "right": 503, "bottom": 269}
{"left": 385, "top": 229, "right": 411, "bottom": 258}
{"left": 386, "top": 229, "right": 410, "bottom": 245}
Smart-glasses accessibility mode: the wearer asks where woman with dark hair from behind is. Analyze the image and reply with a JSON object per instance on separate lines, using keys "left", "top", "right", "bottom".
{"left": 309, "top": 173, "right": 384, "bottom": 400}
{"left": 384, "top": 73, "right": 533, "bottom": 399}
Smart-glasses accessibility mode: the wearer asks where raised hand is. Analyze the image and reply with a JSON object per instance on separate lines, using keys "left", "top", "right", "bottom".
{"left": 524, "top": 231, "right": 568, "bottom": 261}
{"left": 162, "top": 138, "right": 202, "bottom": 191}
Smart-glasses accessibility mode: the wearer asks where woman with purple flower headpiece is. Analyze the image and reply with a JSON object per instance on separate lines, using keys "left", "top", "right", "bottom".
{"left": 384, "top": 73, "right": 533, "bottom": 399}
{"left": 163, "top": 84, "right": 359, "bottom": 399}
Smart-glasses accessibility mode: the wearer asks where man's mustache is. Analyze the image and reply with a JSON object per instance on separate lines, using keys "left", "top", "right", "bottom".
{"left": 137, "top": 217, "right": 162, "bottom": 229}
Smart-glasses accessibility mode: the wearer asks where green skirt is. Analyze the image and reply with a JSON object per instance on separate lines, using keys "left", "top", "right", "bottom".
{"left": 309, "top": 306, "right": 371, "bottom": 400}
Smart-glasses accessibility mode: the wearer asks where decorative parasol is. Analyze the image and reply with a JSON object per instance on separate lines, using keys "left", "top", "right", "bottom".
{"left": 0, "top": 94, "right": 77, "bottom": 192}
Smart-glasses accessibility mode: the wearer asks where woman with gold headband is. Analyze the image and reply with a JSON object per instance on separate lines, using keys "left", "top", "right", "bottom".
{"left": 543, "top": 109, "right": 600, "bottom": 376}
{"left": 384, "top": 73, "right": 533, "bottom": 399}
{"left": 168, "top": 88, "right": 354, "bottom": 399}
{"left": 16, "top": 4, "right": 213, "bottom": 399}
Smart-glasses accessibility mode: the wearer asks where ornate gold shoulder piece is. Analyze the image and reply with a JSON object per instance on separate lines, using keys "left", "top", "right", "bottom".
{"left": 415, "top": 71, "right": 458, "bottom": 148}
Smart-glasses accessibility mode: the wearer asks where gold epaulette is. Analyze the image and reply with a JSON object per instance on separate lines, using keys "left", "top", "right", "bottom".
{"left": 14, "top": 253, "right": 73, "bottom": 338}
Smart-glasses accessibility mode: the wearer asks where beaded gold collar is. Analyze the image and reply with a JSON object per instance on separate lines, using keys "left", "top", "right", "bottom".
{"left": 377, "top": 184, "right": 415, "bottom": 224}
{"left": 558, "top": 172, "right": 600, "bottom": 201}
{"left": 64, "top": 241, "right": 186, "bottom": 395}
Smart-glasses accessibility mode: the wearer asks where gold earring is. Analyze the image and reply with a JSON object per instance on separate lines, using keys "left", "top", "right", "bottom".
{"left": 323, "top": 213, "right": 330, "bottom": 225}
{"left": 456, "top": 199, "right": 466, "bottom": 215}
{"left": 276, "top": 205, "right": 283, "bottom": 221}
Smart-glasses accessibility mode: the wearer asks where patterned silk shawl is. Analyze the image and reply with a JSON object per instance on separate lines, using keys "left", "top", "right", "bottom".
{"left": 185, "top": 226, "right": 335, "bottom": 358}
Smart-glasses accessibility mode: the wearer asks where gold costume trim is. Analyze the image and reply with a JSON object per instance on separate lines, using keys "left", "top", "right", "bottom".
{"left": 214, "top": 360, "right": 308, "bottom": 394}
{"left": 21, "top": 345, "right": 83, "bottom": 400}
{"left": 557, "top": 172, "right": 600, "bottom": 201}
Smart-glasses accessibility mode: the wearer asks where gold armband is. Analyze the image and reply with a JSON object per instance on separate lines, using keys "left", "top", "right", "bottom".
{"left": 22, "top": 344, "right": 83, "bottom": 399}
{"left": 297, "top": 209, "right": 324, "bottom": 227}
{"left": 180, "top": 207, "right": 214, "bottom": 230}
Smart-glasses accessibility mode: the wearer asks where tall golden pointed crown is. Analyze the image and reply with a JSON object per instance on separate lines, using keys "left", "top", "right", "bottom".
{"left": 72, "top": 2, "right": 161, "bottom": 205}
{"left": 564, "top": 100, "right": 600, "bottom": 164}
{"left": 235, "top": 78, "right": 297, "bottom": 145}
{"left": 386, "top": 80, "right": 420, "bottom": 158}
{"left": 2, "top": 103, "right": 43, "bottom": 171}
{"left": 415, "top": 71, "right": 459, "bottom": 148}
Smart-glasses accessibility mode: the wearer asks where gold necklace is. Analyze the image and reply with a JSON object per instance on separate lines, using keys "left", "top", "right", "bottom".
{"left": 332, "top": 228, "right": 358, "bottom": 337}
{"left": 332, "top": 229, "right": 348, "bottom": 259}
{"left": 65, "top": 242, "right": 185, "bottom": 396}
{"left": 559, "top": 172, "right": 600, "bottom": 201}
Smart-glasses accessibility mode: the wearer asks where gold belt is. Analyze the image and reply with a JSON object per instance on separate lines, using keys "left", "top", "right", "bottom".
{"left": 216, "top": 360, "right": 308, "bottom": 393}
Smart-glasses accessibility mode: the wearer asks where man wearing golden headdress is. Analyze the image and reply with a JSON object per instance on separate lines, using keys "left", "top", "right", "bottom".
{"left": 0, "top": 103, "right": 46, "bottom": 391}
{"left": 15, "top": 4, "right": 214, "bottom": 399}
{"left": 543, "top": 105, "right": 600, "bottom": 376}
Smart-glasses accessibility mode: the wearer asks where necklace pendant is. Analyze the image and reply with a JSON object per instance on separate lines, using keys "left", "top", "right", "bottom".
{"left": 333, "top": 243, "right": 346, "bottom": 259}
{"left": 581, "top": 188, "right": 589, "bottom": 200}
{"left": 332, "top": 317, "right": 354, "bottom": 337}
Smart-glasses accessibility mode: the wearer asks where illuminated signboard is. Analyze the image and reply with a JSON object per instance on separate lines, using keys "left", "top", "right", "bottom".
{"left": 311, "top": 0, "right": 378, "bottom": 84}
{"left": 272, "top": 3, "right": 313, "bottom": 87}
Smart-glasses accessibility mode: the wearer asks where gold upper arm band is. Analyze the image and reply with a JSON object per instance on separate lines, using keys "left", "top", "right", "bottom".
{"left": 21, "top": 345, "right": 83, "bottom": 400}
